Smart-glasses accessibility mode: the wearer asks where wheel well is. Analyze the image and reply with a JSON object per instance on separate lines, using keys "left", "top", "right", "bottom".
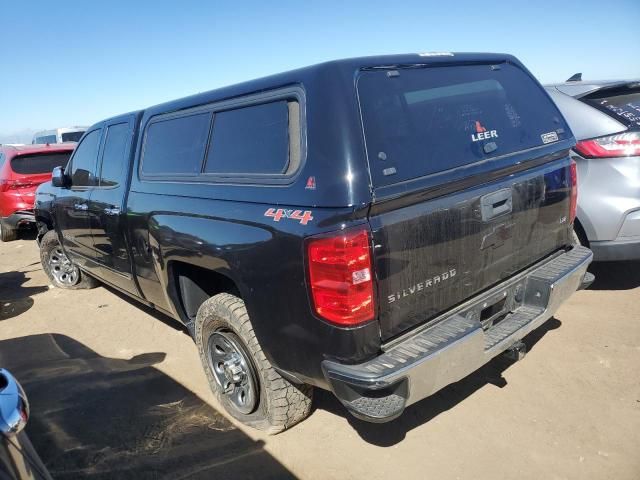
{"left": 35, "top": 214, "right": 53, "bottom": 241}
{"left": 573, "top": 218, "right": 589, "bottom": 247}
{"left": 171, "top": 262, "right": 241, "bottom": 322}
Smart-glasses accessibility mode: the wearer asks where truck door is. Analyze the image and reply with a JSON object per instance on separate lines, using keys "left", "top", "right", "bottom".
{"left": 87, "top": 116, "right": 139, "bottom": 295}
{"left": 55, "top": 127, "right": 102, "bottom": 269}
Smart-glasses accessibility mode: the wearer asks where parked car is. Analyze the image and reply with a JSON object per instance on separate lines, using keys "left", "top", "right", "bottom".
{"left": 35, "top": 53, "right": 593, "bottom": 432}
{"left": 545, "top": 76, "right": 640, "bottom": 261}
{"left": 32, "top": 127, "right": 87, "bottom": 145}
{"left": 0, "top": 369, "right": 52, "bottom": 480}
{"left": 0, "top": 144, "right": 74, "bottom": 241}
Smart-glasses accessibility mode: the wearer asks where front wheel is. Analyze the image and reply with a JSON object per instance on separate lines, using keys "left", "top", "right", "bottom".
{"left": 195, "top": 293, "right": 313, "bottom": 433}
{"left": 40, "top": 230, "right": 98, "bottom": 289}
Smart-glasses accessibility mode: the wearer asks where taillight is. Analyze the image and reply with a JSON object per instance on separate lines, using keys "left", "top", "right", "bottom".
{"left": 574, "top": 131, "right": 640, "bottom": 158}
{"left": 307, "top": 228, "right": 375, "bottom": 326}
{"left": 569, "top": 160, "right": 578, "bottom": 224}
{"left": 0, "top": 179, "right": 35, "bottom": 191}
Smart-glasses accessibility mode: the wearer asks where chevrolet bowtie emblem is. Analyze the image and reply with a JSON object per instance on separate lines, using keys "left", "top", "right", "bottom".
{"left": 481, "top": 223, "right": 515, "bottom": 250}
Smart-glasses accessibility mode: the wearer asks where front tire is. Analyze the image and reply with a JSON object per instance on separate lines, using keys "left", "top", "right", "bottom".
{"left": 40, "top": 230, "right": 98, "bottom": 289}
{"left": 195, "top": 293, "right": 313, "bottom": 434}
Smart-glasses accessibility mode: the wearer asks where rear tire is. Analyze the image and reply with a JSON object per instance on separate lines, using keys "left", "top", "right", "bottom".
{"left": 0, "top": 220, "right": 17, "bottom": 242}
{"left": 40, "top": 230, "right": 99, "bottom": 289}
{"left": 195, "top": 293, "right": 313, "bottom": 434}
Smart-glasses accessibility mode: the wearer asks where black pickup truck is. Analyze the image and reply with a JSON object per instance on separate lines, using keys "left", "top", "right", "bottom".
{"left": 35, "top": 53, "right": 593, "bottom": 432}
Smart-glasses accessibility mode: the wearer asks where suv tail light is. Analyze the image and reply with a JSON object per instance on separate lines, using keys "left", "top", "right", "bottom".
{"left": 306, "top": 228, "right": 375, "bottom": 326}
{"left": 574, "top": 131, "right": 640, "bottom": 158}
{"left": 0, "top": 179, "right": 36, "bottom": 192}
{"left": 569, "top": 160, "right": 578, "bottom": 224}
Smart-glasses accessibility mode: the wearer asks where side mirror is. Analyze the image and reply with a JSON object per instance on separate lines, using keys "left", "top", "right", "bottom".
{"left": 51, "top": 166, "right": 69, "bottom": 188}
{"left": 0, "top": 369, "right": 29, "bottom": 435}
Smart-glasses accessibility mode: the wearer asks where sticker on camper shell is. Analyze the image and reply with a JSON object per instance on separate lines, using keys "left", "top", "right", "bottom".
{"left": 541, "top": 131, "right": 559, "bottom": 144}
{"left": 471, "top": 121, "right": 498, "bottom": 142}
{"left": 305, "top": 176, "right": 316, "bottom": 190}
{"left": 264, "top": 208, "right": 314, "bottom": 225}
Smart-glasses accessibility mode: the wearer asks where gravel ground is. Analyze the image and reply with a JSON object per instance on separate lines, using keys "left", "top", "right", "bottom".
{"left": 1, "top": 234, "right": 639, "bottom": 479}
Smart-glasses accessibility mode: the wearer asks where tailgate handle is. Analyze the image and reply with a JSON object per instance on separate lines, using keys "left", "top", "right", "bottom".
{"left": 480, "top": 188, "right": 512, "bottom": 221}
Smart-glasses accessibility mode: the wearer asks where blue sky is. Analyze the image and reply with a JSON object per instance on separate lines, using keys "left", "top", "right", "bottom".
{"left": 1, "top": 0, "right": 638, "bottom": 141}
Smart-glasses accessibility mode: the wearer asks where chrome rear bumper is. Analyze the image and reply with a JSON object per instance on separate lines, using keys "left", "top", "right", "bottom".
{"left": 323, "top": 246, "right": 593, "bottom": 422}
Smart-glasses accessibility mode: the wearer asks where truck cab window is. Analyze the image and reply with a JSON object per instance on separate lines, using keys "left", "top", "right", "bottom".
{"left": 99, "top": 123, "right": 130, "bottom": 187}
{"left": 69, "top": 129, "right": 101, "bottom": 187}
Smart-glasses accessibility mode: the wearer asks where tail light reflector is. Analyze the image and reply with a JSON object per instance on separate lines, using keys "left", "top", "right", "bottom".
{"left": 307, "top": 228, "right": 375, "bottom": 326}
{"left": 574, "top": 131, "right": 640, "bottom": 158}
{"left": 569, "top": 160, "right": 578, "bottom": 224}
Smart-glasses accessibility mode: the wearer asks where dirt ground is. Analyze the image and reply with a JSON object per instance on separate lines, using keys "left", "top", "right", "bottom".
{"left": 1, "top": 234, "right": 639, "bottom": 480}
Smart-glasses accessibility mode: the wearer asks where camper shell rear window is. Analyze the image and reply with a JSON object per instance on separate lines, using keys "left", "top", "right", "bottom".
{"left": 358, "top": 63, "right": 570, "bottom": 187}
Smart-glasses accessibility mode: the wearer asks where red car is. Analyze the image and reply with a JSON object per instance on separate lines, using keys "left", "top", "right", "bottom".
{"left": 0, "top": 144, "right": 74, "bottom": 241}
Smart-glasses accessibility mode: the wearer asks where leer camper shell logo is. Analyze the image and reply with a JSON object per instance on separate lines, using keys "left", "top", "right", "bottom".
{"left": 471, "top": 121, "right": 498, "bottom": 142}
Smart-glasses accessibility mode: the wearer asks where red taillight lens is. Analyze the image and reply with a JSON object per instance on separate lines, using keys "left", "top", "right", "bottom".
{"left": 574, "top": 132, "right": 640, "bottom": 158}
{"left": 0, "top": 179, "right": 34, "bottom": 192}
{"left": 307, "top": 228, "right": 375, "bottom": 326}
{"left": 569, "top": 160, "right": 578, "bottom": 224}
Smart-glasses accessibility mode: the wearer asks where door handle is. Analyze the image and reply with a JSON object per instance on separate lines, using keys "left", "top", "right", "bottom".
{"left": 103, "top": 207, "right": 121, "bottom": 216}
{"left": 73, "top": 203, "right": 88, "bottom": 211}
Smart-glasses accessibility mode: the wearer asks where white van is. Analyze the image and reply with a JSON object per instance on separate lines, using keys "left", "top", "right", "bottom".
{"left": 32, "top": 127, "right": 88, "bottom": 144}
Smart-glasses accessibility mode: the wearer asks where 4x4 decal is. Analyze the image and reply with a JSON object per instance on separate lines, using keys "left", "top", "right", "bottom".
{"left": 264, "top": 208, "right": 314, "bottom": 225}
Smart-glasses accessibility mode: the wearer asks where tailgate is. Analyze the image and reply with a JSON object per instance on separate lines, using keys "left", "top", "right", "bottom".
{"left": 10, "top": 173, "right": 51, "bottom": 205}
{"left": 9, "top": 152, "right": 70, "bottom": 206}
{"left": 369, "top": 158, "right": 574, "bottom": 340}
{"left": 357, "top": 60, "right": 575, "bottom": 340}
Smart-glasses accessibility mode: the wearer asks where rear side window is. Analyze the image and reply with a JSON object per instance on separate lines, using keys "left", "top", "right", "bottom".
{"left": 142, "top": 112, "right": 211, "bottom": 175}
{"left": 204, "top": 101, "right": 290, "bottom": 175}
{"left": 358, "top": 63, "right": 570, "bottom": 187}
{"left": 61, "top": 131, "right": 84, "bottom": 142}
{"left": 99, "top": 123, "right": 130, "bottom": 186}
{"left": 10, "top": 152, "right": 72, "bottom": 174}
{"left": 581, "top": 87, "right": 640, "bottom": 130}
{"left": 35, "top": 135, "right": 57, "bottom": 144}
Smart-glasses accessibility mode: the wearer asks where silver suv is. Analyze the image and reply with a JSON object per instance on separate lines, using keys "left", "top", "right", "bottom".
{"left": 546, "top": 77, "right": 640, "bottom": 261}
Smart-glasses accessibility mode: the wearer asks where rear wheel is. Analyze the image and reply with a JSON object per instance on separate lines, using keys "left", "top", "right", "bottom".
{"left": 0, "top": 220, "right": 17, "bottom": 242}
{"left": 195, "top": 293, "right": 313, "bottom": 433}
{"left": 40, "top": 230, "right": 98, "bottom": 289}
